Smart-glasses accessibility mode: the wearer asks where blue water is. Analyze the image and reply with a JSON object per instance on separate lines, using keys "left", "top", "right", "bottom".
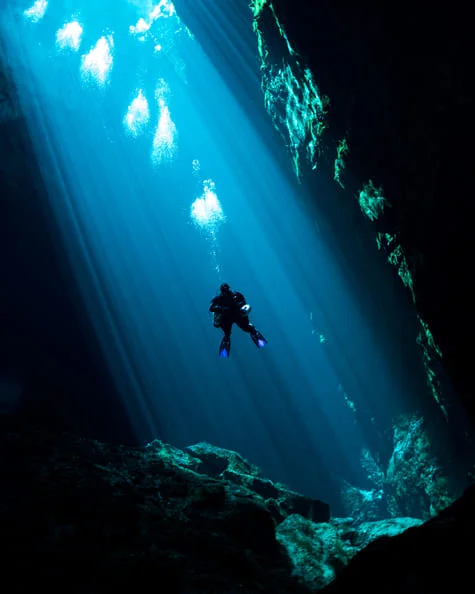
{"left": 1, "top": 0, "right": 438, "bottom": 509}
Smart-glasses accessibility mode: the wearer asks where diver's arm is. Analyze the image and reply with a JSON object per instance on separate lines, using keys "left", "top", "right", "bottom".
{"left": 210, "top": 297, "right": 224, "bottom": 313}
{"left": 233, "top": 292, "right": 246, "bottom": 308}
{"left": 234, "top": 292, "right": 252, "bottom": 314}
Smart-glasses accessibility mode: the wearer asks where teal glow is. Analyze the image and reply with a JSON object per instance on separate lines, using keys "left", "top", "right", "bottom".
{"left": 0, "top": 0, "right": 464, "bottom": 518}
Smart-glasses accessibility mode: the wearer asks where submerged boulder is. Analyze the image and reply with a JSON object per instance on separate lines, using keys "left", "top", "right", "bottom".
{"left": 2, "top": 413, "right": 473, "bottom": 593}
{"left": 322, "top": 484, "right": 475, "bottom": 594}
{"left": 277, "top": 515, "right": 357, "bottom": 590}
{"left": 276, "top": 515, "right": 423, "bottom": 590}
{"left": 186, "top": 441, "right": 330, "bottom": 523}
{"left": 0, "top": 419, "right": 311, "bottom": 594}
{"left": 341, "top": 414, "right": 458, "bottom": 522}
{"left": 385, "top": 414, "right": 455, "bottom": 517}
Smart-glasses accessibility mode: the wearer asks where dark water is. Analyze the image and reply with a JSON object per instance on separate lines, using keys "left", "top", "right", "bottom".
{"left": 1, "top": 0, "right": 453, "bottom": 512}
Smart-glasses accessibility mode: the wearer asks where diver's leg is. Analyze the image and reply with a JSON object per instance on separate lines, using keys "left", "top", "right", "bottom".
{"left": 236, "top": 317, "right": 267, "bottom": 349}
{"left": 219, "top": 320, "right": 232, "bottom": 358}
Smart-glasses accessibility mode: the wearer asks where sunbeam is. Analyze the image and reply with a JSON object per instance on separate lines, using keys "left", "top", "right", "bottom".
{"left": 0, "top": 0, "right": 460, "bottom": 516}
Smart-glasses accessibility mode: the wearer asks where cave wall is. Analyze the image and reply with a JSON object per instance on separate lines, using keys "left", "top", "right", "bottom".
{"left": 268, "top": 0, "right": 474, "bottom": 428}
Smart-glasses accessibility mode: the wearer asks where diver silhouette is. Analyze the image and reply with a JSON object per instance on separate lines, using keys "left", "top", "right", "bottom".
{"left": 209, "top": 283, "right": 267, "bottom": 358}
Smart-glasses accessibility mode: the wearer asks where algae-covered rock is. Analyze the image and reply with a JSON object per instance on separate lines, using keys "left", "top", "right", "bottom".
{"left": 354, "top": 517, "right": 423, "bottom": 548}
{"left": 186, "top": 441, "right": 262, "bottom": 477}
{"left": 276, "top": 515, "right": 357, "bottom": 589}
{"left": 342, "top": 414, "right": 456, "bottom": 521}
{"left": 186, "top": 441, "right": 330, "bottom": 524}
{"left": 340, "top": 481, "right": 386, "bottom": 522}
{"left": 386, "top": 414, "right": 455, "bottom": 517}
{"left": 0, "top": 419, "right": 312, "bottom": 594}
{"left": 322, "top": 484, "right": 475, "bottom": 594}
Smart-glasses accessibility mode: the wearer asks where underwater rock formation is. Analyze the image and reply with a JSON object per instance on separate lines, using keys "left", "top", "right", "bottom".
{"left": 278, "top": 515, "right": 424, "bottom": 590}
{"left": 184, "top": 441, "right": 330, "bottom": 523}
{"left": 0, "top": 415, "right": 326, "bottom": 593}
{"left": 263, "top": 0, "right": 475, "bottom": 440}
{"left": 246, "top": 0, "right": 474, "bottom": 517}
{"left": 340, "top": 480, "right": 386, "bottom": 523}
{"left": 277, "top": 515, "right": 358, "bottom": 589}
{"left": 341, "top": 414, "right": 457, "bottom": 522}
{"left": 322, "top": 484, "right": 475, "bottom": 594}
{"left": 385, "top": 414, "right": 454, "bottom": 517}
{"left": 2, "top": 413, "right": 473, "bottom": 592}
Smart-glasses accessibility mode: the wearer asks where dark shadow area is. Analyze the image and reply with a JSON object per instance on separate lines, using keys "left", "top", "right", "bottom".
{"left": 268, "top": 0, "right": 474, "bottom": 431}
{"left": 0, "top": 109, "right": 134, "bottom": 444}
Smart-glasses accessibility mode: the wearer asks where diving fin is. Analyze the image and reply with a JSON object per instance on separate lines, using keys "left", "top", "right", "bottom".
{"left": 251, "top": 330, "right": 267, "bottom": 349}
{"left": 219, "top": 336, "right": 231, "bottom": 358}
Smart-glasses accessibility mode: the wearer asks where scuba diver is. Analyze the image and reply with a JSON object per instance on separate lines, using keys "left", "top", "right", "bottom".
{"left": 209, "top": 283, "right": 267, "bottom": 358}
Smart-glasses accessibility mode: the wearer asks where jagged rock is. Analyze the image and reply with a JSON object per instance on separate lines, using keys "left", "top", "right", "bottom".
{"left": 277, "top": 515, "right": 358, "bottom": 590}
{"left": 351, "top": 517, "right": 423, "bottom": 549}
{"left": 322, "top": 484, "right": 475, "bottom": 594}
{"left": 328, "top": 516, "right": 422, "bottom": 551}
{"left": 385, "top": 415, "right": 455, "bottom": 518}
{"left": 0, "top": 420, "right": 313, "bottom": 594}
{"left": 342, "top": 415, "right": 457, "bottom": 522}
{"left": 276, "top": 514, "right": 425, "bottom": 590}
{"left": 3, "top": 414, "right": 472, "bottom": 593}
{"left": 186, "top": 441, "right": 262, "bottom": 476}
{"left": 145, "top": 438, "right": 203, "bottom": 471}
{"left": 340, "top": 481, "right": 387, "bottom": 522}
{"left": 186, "top": 441, "right": 330, "bottom": 524}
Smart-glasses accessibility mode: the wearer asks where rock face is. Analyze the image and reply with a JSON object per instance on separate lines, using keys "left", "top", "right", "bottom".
{"left": 277, "top": 515, "right": 423, "bottom": 590}
{"left": 2, "top": 414, "right": 473, "bottom": 592}
{"left": 0, "top": 417, "right": 326, "bottom": 594}
{"left": 268, "top": 0, "right": 475, "bottom": 432}
{"left": 322, "top": 484, "right": 475, "bottom": 594}
{"left": 245, "top": 0, "right": 474, "bottom": 512}
{"left": 185, "top": 442, "right": 330, "bottom": 523}
{"left": 341, "top": 414, "right": 458, "bottom": 522}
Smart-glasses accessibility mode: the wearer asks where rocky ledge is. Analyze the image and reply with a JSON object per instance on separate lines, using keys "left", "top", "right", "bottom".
{"left": 1, "top": 416, "right": 473, "bottom": 593}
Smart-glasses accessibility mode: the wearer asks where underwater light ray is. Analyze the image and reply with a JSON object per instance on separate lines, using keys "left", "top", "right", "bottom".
{"left": 1, "top": 6, "right": 178, "bottom": 443}
{"left": 47, "top": 113, "right": 193, "bottom": 444}
{"left": 7, "top": 0, "right": 302, "bottom": 462}
{"left": 3, "top": 0, "right": 444, "bottom": 509}
{"left": 22, "top": 98, "right": 158, "bottom": 441}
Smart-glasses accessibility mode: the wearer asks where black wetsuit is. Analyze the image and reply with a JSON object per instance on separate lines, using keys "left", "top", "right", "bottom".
{"left": 209, "top": 289, "right": 267, "bottom": 357}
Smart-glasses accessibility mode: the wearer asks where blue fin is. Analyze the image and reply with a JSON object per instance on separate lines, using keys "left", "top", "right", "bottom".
{"left": 251, "top": 331, "right": 267, "bottom": 349}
